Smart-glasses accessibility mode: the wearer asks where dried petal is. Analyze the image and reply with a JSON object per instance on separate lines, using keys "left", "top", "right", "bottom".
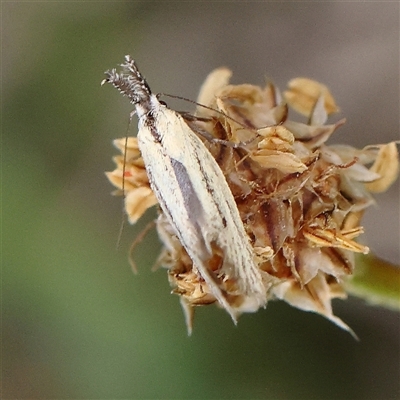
{"left": 303, "top": 227, "right": 369, "bottom": 254}
{"left": 252, "top": 150, "right": 308, "bottom": 173}
{"left": 365, "top": 142, "right": 399, "bottom": 192}
{"left": 113, "top": 137, "right": 141, "bottom": 161}
{"left": 284, "top": 78, "right": 339, "bottom": 117}
{"left": 196, "top": 67, "right": 232, "bottom": 112}
{"left": 125, "top": 187, "right": 158, "bottom": 224}
{"left": 272, "top": 272, "right": 356, "bottom": 338}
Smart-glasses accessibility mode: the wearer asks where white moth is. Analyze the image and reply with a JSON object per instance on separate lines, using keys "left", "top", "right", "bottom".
{"left": 103, "top": 55, "right": 266, "bottom": 322}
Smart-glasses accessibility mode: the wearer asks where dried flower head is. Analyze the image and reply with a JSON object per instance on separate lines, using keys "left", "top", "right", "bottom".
{"left": 106, "top": 67, "right": 399, "bottom": 336}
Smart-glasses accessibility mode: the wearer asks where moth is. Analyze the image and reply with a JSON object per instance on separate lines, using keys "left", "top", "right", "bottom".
{"left": 102, "top": 56, "right": 266, "bottom": 322}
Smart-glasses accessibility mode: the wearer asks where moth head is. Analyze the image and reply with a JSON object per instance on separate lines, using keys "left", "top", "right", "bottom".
{"left": 102, "top": 55, "right": 152, "bottom": 106}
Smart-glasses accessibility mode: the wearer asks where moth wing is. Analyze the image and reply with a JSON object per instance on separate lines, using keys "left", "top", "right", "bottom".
{"left": 137, "top": 105, "right": 241, "bottom": 320}
{"left": 151, "top": 105, "right": 266, "bottom": 312}
{"left": 186, "top": 128, "right": 267, "bottom": 310}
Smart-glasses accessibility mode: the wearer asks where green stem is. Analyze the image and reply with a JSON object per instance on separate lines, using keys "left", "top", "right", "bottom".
{"left": 344, "top": 253, "right": 400, "bottom": 310}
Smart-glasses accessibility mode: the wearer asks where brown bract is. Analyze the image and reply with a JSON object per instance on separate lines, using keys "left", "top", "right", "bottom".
{"left": 106, "top": 70, "right": 399, "bottom": 336}
{"left": 106, "top": 138, "right": 157, "bottom": 224}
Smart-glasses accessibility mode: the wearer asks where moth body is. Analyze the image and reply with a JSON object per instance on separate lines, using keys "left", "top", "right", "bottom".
{"left": 103, "top": 56, "right": 267, "bottom": 321}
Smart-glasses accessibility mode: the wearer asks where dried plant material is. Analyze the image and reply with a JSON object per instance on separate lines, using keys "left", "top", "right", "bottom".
{"left": 252, "top": 150, "right": 308, "bottom": 174}
{"left": 113, "top": 137, "right": 142, "bottom": 161}
{"left": 284, "top": 78, "right": 339, "bottom": 117}
{"left": 124, "top": 188, "right": 158, "bottom": 224}
{"left": 196, "top": 67, "right": 232, "bottom": 113}
{"left": 105, "top": 63, "right": 399, "bottom": 336}
{"left": 365, "top": 142, "right": 399, "bottom": 193}
{"left": 105, "top": 138, "right": 157, "bottom": 224}
{"left": 273, "top": 271, "right": 356, "bottom": 337}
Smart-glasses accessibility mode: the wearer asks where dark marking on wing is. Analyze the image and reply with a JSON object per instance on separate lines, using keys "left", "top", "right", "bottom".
{"left": 144, "top": 111, "right": 162, "bottom": 143}
{"left": 170, "top": 158, "right": 205, "bottom": 227}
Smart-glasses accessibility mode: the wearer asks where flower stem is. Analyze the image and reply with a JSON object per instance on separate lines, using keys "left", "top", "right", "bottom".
{"left": 345, "top": 253, "right": 400, "bottom": 310}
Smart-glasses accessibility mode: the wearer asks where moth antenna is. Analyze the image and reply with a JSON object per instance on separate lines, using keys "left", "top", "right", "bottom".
{"left": 160, "top": 92, "right": 269, "bottom": 184}
{"left": 160, "top": 93, "right": 266, "bottom": 152}
{"left": 103, "top": 56, "right": 151, "bottom": 105}
{"left": 116, "top": 109, "right": 137, "bottom": 250}
{"left": 159, "top": 93, "right": 256, "bottom": 131}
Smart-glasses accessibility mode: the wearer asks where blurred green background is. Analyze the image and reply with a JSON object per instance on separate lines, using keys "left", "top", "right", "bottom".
{"left": 3, "top": 2, "right": 399, "bottom": 399}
